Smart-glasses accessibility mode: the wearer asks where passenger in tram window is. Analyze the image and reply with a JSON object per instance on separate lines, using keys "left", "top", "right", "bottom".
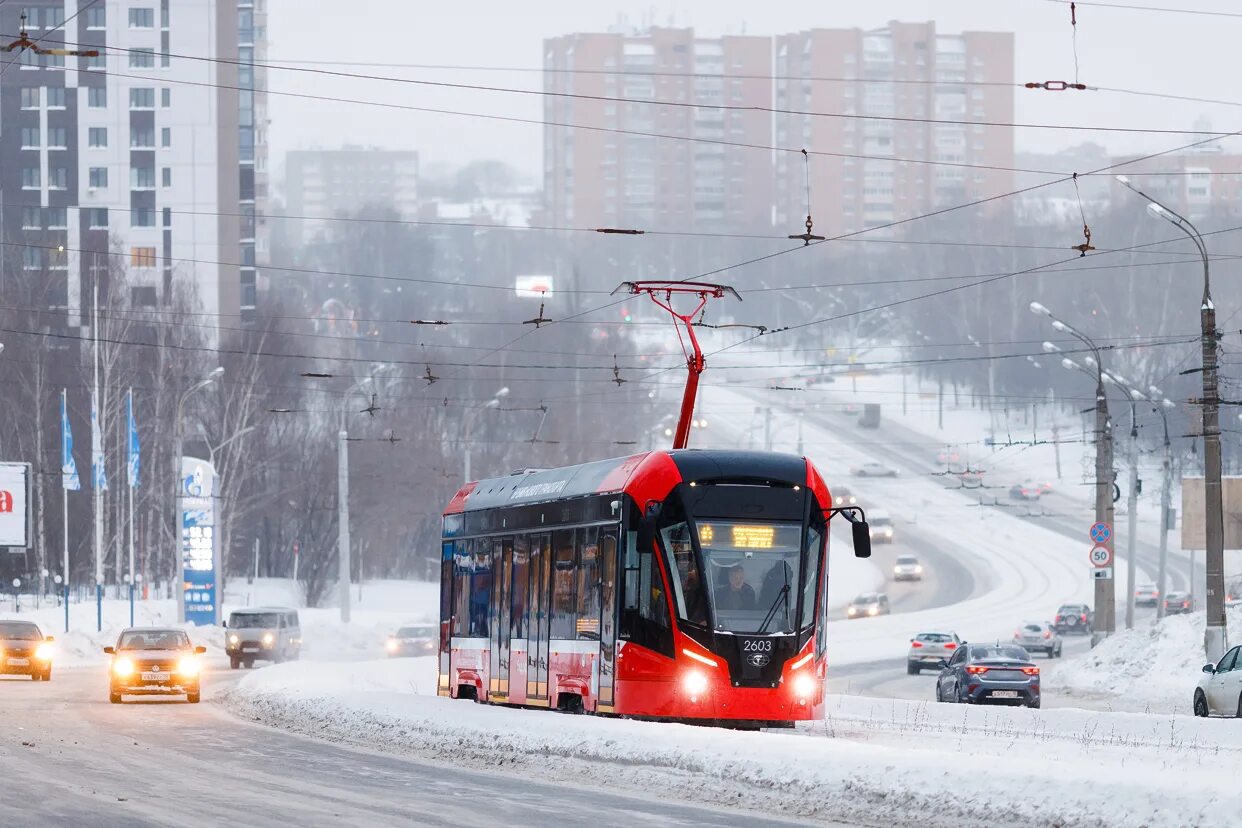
{"left": 716, "top": 564, "right": 756, "bottom": 611}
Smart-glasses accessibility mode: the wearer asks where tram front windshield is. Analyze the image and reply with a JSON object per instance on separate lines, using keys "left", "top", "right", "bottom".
{"left": 664, "top": 520, "right": 820, "bottom": 634}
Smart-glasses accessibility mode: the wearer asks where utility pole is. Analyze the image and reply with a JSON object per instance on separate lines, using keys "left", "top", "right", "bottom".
{"left": 1116, "top": 176, "right": 1225, "bottom": 659}
{"left": 1157, "top": 407, "right": 1173, "bottom": 620}
{"left": 337, "top": 429, "right": 351, "bottom": 624}
{"left": 1124, "top": 396, "right": 1139, "bottom": 631}
{"left": 1094, "top": 380, "right": 1117, "bottom": 645}
{"left": 764, "top": 407, "right": 773, "bottom": 452}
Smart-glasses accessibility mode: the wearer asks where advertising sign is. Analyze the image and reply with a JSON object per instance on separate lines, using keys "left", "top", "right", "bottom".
{"left": 515, "top": 275, "right": 554, "bottom": 299}
{"left": 0, "top": 462, "right": 31, "bottom": 549}
{"left": 180, "top": 457, "right": 218, "bottom": 625}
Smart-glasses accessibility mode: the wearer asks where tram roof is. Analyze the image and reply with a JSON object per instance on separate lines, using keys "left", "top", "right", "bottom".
{"left": 446, "top": 449, "right": 810, "bottom": 514}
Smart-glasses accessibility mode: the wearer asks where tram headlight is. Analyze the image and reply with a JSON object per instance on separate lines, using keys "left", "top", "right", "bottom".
{"left": 682, "top": 670, "right": 709, "bottom": 698}
{"left": 792, "top": 672, "right": 816, "bottom": 700}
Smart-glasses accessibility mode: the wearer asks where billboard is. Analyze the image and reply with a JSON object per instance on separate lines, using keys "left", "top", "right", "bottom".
{"left": 0, "top": 462, "right": 30, "bottom": 549}
{"left": 515, "top": 275, "right": 554, "bottom": 299}
{"left": 180, "top": 457, "right": 219, "bottom": 625}
{"left": 1181, "top": 476, "right": 1242, "bottom": 551}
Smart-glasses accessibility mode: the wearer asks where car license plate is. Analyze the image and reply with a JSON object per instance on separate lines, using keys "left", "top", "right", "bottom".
{"left": 7, "top": 658, "right": 29, "bottom": 667}
{"left": 991, "top": 690, "right": 1019, "bottom": 698}
{"left": 141, "top": 671, "right": 167, "bottom": 682}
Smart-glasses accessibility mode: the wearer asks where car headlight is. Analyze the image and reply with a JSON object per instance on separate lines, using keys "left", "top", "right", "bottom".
{"left": 262, "top": 633, "right": 274, "bottom": 647}
{"left": 682, "top": 670, "right": 708, "bottom": 697}
{"left": 884, "top": 528, "right": 893, "bottom": 537}
{"left": 867, "top": 606, "right": 879, "bottom": 616}
{"left": 893, "top": 566, "right": 901, "bottom": 573}
{"left": 792, "top": 672, "right": 816, "bottom": 700}
{"left": 228, "top": 634, "right": 239, "bottom": 646}
{"left": 914, "top": 565, "right": 923, "bottom": 574}
{"left": 34, "top": 643, "right": 53, "bottom": 661}
{"left": 385, "top": 639, "right": 399, "bottom": 653}
{"left": 847, "top": 607, "right": 857, "bottom": 615}
{"left": 113, "top": 657, "right": 135, "bottom": 677}
{"left": 177, "top": 656, "right": 200, "bottom": 677}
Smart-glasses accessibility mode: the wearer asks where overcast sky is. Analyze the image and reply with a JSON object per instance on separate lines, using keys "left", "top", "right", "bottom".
{"left": 266, "top": 0, "right": 1242, "bottom": 188}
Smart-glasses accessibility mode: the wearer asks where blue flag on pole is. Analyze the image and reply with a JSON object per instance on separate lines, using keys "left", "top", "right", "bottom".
{"left": 91, "top": 391, "right": 107, "bottom": 491}
{"left": 127, "top": 389, "right": 140, "bottom": 488}
{"left": 61, "top": 391, "right": 80, "bottom": 491}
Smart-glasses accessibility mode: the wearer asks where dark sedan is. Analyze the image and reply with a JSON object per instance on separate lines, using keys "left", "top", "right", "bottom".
{"left": 0, "top": 621, "right": 54, "bottom": 681}
{"left": 935, "top": 643, "right": 1041, "bottom": 708}
{"left": 1164, "top": 591, "right": 1195, "bottom": 615}
{"left": 385, "top": 624, "right": 438, "bottom": 658}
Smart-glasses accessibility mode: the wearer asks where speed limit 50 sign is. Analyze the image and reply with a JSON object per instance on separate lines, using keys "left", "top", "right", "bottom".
{"left": 1089, "top": 545, "right": 1113, "bottom": 568}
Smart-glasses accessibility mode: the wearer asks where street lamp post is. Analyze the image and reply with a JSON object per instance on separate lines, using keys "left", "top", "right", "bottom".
{"left": 462, "top": 387, "right": 510, "bottom": 484}
{"left": 337, "top": 365, "right": 394, "bottom": 623}
{"left": 1103, "top": 372, "right": 1140, "bottom": 631}
{"left": 1115, "top": 175, "right": 1225, "bottom": 660}
{"left": 1033, "top": 304, "right": 1115, "bottom": 645}
{"left": 174, "top": 367, "right": 223, "bottom": 623}
{"left": 1144, "top": 387, "right": 1177, "bottom": 619}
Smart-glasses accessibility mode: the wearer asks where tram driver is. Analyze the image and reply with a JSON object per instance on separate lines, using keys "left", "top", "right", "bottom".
{"left": 716, "top": 564, "right": 757, "bottom": 611}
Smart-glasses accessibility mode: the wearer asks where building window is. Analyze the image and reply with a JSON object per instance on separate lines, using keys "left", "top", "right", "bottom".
{"left": 19, "top": 49, "right": 38, "bottom": 69}
{"left": 21, "top": 7, "right": 42, "bottom": 28}
{"left": 19, "top": 87, "right": 38, "bottom": 109}
{"left": 20, "top": 126, "right": 40, "bottom": 149}
{"left": 161, "top": 127, "right": 171, "bottom": 147}
{"left": 130, "top": 126, "right": 155, "bottom": 147}
{"left": 22, "top": 248, "right": 41, "bottom": 271}
{"left": 47, "top": 126, "right": 67, "bottom": 148}
{"left": 21, "top": 207, "right": 41, "bottom": 229}
{"left": 48, "top": 168, "right": 67, "bottom": 189}
{"left": 46, "top": 87, "right": 65, "bottom": 108}
{"left": 85, "top": 7, "right": 106, "bottom": 28}
{"left": 160, "top": 0, "right": 169, "bottom": 27}
{"left": 47, "top": 207, "right": 67, "bottom": 228}
{"left": 131, "top": 166, "right": 156, "bottom": 189}
{"left": 162, "top": 207, "right": 172, "bottom": 227}
{"left": 89, "top": 167, "right": 108, "bottom": 188}
{"left": 44, "top": 7, "right": 65, "bottom": 27}
{"left": 129, "top": 87, "right": 155, "bottom": 109}
{"left": 88, "top": 86, "right": 107, "bottom": 107}
{"left": 88, "top": 208, "right": 109, "bottom": 229}
{"left": 22, "top": 168, "right": 41, "bottom": 189}
{"left": 131, "top": 286, "right": 158, "bottom": 307}
{"left": 128, "top": 8, "right": 154, "bottom": 28}
{"left": 129, "top": 48, "right": 155, "bottom": 68}
{"left": 89, "top": 127, "right": 108, "bottom": 148}
{"left": 161, "top": 87, "right": 171, "bottom": 107}
{"left": 130, "top": 247, "right": 157, "bottom": 267}
{"left": 131, "top": 208, "right": 155, "bottom": 227}
{"left": 161, "top": 167, "right": 172, "bottom": 187}
{"left": 85, "top": 52, "right": 105, "bottom": 70}
{"left": 43, "top": 52, "right": 65, "bottom": 70}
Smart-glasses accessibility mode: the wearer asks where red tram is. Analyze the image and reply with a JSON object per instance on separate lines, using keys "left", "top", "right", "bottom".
{"left": 438, "top": 448, "right": 868, "bottom": 727}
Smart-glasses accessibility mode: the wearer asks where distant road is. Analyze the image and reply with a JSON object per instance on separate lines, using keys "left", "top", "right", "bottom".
{"left": 0, "top": 668, "right": 826, "bottom": 828}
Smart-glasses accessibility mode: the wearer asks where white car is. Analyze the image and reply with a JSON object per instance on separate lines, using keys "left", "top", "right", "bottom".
{"left": 1013, "top": 621, "right": 1063, "bottom": 658}
{"left": 893, "top": 554, "right": 922, "bottom": 581}
{"left": 852, "top": 461, "right": 898, "bottom": 478}
{"left": 1194, "top": 644, "right": 1242, "bottom": 718}
{"left": 869, "top": 511, "right": 895, "bottom": 543}
{"left": 907, "top": 631, "right": 961, "bottom": 675}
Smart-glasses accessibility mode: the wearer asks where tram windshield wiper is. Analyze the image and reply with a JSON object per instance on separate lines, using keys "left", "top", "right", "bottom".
{"left": 757, "top": 583, "right": 790, "bottom": 634}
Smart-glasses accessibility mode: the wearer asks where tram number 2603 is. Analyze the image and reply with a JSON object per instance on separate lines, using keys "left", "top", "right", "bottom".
{"left": 741, "top": 639, "right": 773, "bottom": 653}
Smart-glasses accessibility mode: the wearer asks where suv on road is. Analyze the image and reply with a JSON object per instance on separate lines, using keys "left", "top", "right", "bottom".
{"left": 224, "top": 607, "right": 301, "bottom": 668}
{"left": 1053, "top": 603, "right": 1094, "bottom": 635}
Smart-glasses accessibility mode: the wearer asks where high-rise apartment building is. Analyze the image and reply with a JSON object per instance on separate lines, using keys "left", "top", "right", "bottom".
{"left": 774, "top": 23, "right": 1014, "bottom": 237}
{"left": 284, "top": 148, "right": 420, "bottom": 246}
{"left": 543, "top": 27, "right": 772, "bottom": 233}
{"left": 0, "top": 0, "right": 268, "bottom": 340}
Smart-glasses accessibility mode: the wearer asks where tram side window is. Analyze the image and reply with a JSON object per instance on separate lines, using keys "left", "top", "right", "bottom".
{"left": 511, "top": 536, "right": 529, "bottom": 640}
{"left": 469, "top": 540, "right": 492, "bottom": 637}
{"left": 452, "top": 540, "right": 471, "bottom": 637}
{"left": 576, "top": 527, "right": 601, "bottom": 639}
{"left": 551, "top": 529, "right": 577, "bottom": 639}
{"left": 440, "top": 541, "right": 453, "bottom": 636}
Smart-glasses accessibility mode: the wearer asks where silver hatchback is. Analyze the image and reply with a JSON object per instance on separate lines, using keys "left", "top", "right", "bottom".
{"left": 1013, "top": 621, "right": 1063, "bottom": 658}
{"left": 907, "top": 631, "right": 962, "bottom": 674}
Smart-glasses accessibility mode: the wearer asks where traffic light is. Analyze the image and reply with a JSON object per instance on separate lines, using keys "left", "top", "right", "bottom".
{"left": 621, "top": 307, "right": 632, "bottom": 323}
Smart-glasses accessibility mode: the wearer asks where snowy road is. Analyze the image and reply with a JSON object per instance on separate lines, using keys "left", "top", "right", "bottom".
{"left": 0, "top": 667, "right": 822, "bottom": 827}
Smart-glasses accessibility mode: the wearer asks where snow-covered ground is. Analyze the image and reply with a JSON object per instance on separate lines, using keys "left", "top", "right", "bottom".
{"left": 225, "top": 653, "right": 1242, "bottom": 827}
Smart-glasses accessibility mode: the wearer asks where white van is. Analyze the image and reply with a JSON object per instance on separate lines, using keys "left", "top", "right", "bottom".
{"left": 223, "top": 607, "right": 301, "bottom": 669}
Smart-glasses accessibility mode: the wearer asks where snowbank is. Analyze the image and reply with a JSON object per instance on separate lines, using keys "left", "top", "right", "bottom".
{"left": 1048, "top": 607, "right": 1242, "bottom": 713}
{"left": 225, "top": 658, "right": 1242, "bottom": 827}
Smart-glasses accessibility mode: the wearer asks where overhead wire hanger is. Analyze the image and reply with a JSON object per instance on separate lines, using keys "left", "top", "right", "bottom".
{"left": 788, "top": 149, "right": 825, "bottom": 246}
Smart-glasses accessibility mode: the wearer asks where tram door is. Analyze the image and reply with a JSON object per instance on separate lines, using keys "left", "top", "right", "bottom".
{"left": 597, "top": 527, "right": 619, "bottom": 708}
{"left": 526, "top": 532, "right": 551, "bottom": 702}
{"left": 488, "top": 537, "right": 513, "bottom": 700}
